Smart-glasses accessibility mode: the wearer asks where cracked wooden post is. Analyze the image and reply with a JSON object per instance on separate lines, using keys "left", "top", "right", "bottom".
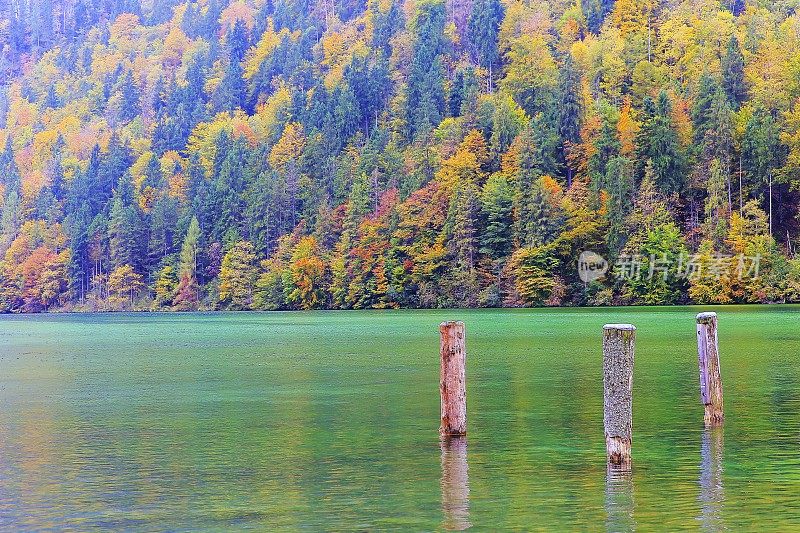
{"left": 697, "top": 312, "right": 724, "bottom": 426}
{"left": 440, "top": 321, "right": 466, "bottom": 437}
{"left": 603, "top": 324, "right": 635, "bottom": 467}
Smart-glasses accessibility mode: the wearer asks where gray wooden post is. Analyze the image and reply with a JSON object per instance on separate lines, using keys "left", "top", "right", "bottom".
{"left": 603, "top": 324, "right": 635, "bottom": 466}
{"left": 697, "top": 312, "right": 724, "bottom": 426}
{"left": 440, "top": 321, "right": 466, "bottom": 437}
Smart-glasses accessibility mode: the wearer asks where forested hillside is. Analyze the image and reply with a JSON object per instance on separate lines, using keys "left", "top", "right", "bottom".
{"left": 1, "top": 0, "right": 800, "bottom": 312}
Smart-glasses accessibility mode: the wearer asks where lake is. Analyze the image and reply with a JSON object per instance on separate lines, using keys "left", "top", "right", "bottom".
{"left": 1, "top": 307, "right": 800, "bottom": 530}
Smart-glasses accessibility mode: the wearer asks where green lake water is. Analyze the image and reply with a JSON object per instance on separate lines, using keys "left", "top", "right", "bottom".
{"left": 1, "top": 306, "right": 800, "bottom": 530}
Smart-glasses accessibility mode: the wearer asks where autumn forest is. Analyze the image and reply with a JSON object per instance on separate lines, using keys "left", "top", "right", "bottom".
{"left": 1, "top": 0, "right": 800, "bottom": 312}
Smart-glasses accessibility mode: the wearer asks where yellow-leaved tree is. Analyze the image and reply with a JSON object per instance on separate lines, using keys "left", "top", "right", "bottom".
{"left": 108, "top": 264, "right": 145, "bottom": 310}
{"left": 283, "top": 236, "right": 326, "bottom": 310}
{"left": 218, "top": 241, "right": 257, "bottom": 310}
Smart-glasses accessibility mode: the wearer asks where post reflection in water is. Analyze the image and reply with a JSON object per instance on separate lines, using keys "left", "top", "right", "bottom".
{"left": 605, "top": 465, "right": 635, "bottom": 532}
{"left": 698, "top": 427, "right": 724, "bottom": 531}
{"left": 440, "top": 436, "right": 471, "bottom": 531}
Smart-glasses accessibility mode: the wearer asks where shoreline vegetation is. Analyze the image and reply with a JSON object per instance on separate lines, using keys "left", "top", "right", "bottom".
{"left": 2, "top": 1, "right": 800, "bottom": 314}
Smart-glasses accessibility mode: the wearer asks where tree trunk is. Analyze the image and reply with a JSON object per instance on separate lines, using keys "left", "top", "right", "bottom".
{"left": 739, "top": 154, "right": 743, "bottom": 213}
{"left": 769, "top": 171, "right": 773, "bottom": 235}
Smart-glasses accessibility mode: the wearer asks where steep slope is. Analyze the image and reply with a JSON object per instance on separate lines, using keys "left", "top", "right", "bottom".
{"left": 1, "top": 0, "right": 800, "bottom": 312}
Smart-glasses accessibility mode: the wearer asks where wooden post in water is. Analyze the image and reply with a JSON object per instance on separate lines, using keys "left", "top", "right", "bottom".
{"left": 603, "top": 324, "right": 635, "bottom": 466}
{"left": 697, "top": 312, "right": 724, "bottom": 426}
{"left": 440, "top": 321, "right": 466, "bottom": 437}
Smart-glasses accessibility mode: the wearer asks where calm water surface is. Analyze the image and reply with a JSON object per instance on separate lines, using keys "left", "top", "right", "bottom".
{"left": 1, "top": 307, "right": 800, "bottom": 530}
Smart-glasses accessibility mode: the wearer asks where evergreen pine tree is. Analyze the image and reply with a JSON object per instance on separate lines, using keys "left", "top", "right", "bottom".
{"left": 742, "top": 107, "right": 781, "bottom": 205}
{"left": 480, "top": 174, "right": 514, "bottom": 261}
{"left": 588, "top": 104, "right": 620, "bottom": 195}
{"left": 605, "top": 155, "right": 635, "bottom": 255}
{"left": 0, "top": 189, "right": 21, "bottom": 253}
{"left": 445, "top": 182, "right": 480, "bottom": 306}
{"left": 558, "top": 55, "right": 582, "bottom": 185}
{"left": 466, "top": 0, "right": 504, "bottom": 92}
{"left": 722, "top": 35, "right": 746, "bottom": 107}
{"left": 637, "top": 91, "right": 684, "bottom": 195}
{"left": 0, "top": 138, "right": 21, "bottom": 192}
{"left": 119, "top": 70, "right": 140, "bottom": 123}
{"left": 406, "top": 0, "right": 447, "bottom": 136}
{"left": 148, "top": 195, "right": 179, "bottom": 270}
{"left": 174, "top": 216, "right": 202, "bottom": 310}
{"left": 514, "top": 126, "right": 542, "bottom": 246}
{"left": 109, "top": 196, "right": 133, "bottom": 270}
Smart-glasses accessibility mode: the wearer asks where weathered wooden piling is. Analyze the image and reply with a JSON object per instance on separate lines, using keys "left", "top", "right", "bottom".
{"left": 697, "top": 312, "right": 724, "bottom": 426}
{"left": 440, "top": 321, "right": 467, "bottom": 437}
{"left": 603, "top": 324, "right": 635, "bottom": 466}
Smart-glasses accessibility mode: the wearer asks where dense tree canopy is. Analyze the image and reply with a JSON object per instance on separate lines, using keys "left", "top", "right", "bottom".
{"left": 1, "top": 0, "right": 800, "bottom": 311}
